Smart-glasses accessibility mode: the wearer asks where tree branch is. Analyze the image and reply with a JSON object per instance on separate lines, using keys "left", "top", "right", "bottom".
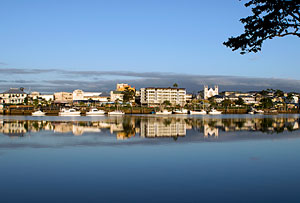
{"left": 275, "top": 32, "right": 300, "bottom": 38}
{"left": 289, "top": 12, "right": 300, "bottom": 22}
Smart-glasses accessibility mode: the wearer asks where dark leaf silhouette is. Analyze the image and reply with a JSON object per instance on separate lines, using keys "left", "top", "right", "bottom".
{"left": 224, "top": 0, "right": 300, "bottom": 54}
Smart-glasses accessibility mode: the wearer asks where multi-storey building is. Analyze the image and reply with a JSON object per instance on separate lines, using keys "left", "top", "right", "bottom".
{"left": 54, "top": 92, "right": 73, "bottom": 103}
{"left": 186, "top": 93, "right": 193, "bottom": 103}
{"left": 0, "top": 88, "right": 27, "bottom": 104}
{"left": 140, "top": 87, "right": 186, "bottom": 106}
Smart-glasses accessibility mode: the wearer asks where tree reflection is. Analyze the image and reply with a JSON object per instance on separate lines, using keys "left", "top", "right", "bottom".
{"left": 0, "top": 116, "right": 299, "bottom": 139}
{"left": 122, "top": 118, "right": 135, "bottom": 138}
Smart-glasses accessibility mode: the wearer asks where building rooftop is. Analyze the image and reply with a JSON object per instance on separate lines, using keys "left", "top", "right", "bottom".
{"left": 101, "top": 92, "right": 110, "bottom": 97}
{"left": 214, "top": 95, "right": 224, "bottom": 98}
{"left": 144, "top": 87, "right": 186, "bottom": 90}
{"left": 2, "top": 88, "right": 26, "bottom": 94}
{"left": 111, "top": 91, "right": 124, "bottom": 94}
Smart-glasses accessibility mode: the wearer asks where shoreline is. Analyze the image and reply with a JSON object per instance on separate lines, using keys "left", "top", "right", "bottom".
{"left": 1, "top": 107, "right": 299, "bottom": 116}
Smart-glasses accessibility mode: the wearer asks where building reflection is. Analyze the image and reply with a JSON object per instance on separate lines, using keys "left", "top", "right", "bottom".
{"left": 0, "top": 116, "right": 299, "bottom": 140}
{"left": 204, "top": 124, "right": 218, "bottom": 138}
{"left": 140, "top": 118, "right": 186, "bottom": 138}
{"left": 0, "top": 120, "right": 27, "bottom": 137}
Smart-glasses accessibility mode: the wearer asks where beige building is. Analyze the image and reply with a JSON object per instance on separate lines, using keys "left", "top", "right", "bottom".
{"left": 110, "top": 91, "right": 124, "bottom": 102}
{"left": 186, "top": 93, "right": 193, "bottom": 103}
{"left": 109, "top": 83, "right": 136, "bottom": 103}
{"left": 54, "top": 92, "right": 73, "bottom": 103}
{"left": 140, "top": 87, "right": 186, "bottom": 106}
{"left": 0, "top": 88, "right": 27, "bottom": 104}
{"left": 72, "top": 89, "right": 102, "bottom": 101}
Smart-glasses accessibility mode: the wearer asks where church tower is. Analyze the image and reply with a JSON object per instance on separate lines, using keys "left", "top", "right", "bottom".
{"left": 204, "top": 85, "right": 218, "bottom": 99}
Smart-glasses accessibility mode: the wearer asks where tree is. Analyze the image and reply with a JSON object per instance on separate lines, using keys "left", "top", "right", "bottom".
{"left": 224, "top": 0, "right": 300, "bottom": 54}
{"left": 162, "top": 100, "right": 171, "bottom": 106}
{"left": 260, "top": 89, "right": 269, "bottom": 96}
{"left": 286, "top": 92, "right": 294, "bottom": 102}
{"left": 208, "top": 97, "right": 216, "bottom": 107}
{"left": 275, "top": 89, "right": 284, "bottom": 97}
{"left": 221, "top": 99, "right": 232, "bottom": 108}
{"left": 33, "top": 99, "right": 39, "bottom": 107}
{"left": 123, "top": 87, "right": 135, "bottom": 103}
{"left": 173, "top": 83, "right": 178, "bottom": 88}
{"left": 235, "top": 97, "right": 245, "bottom": 106}
{"left": 24, "top": 97, "right": 28, "bottom": 105}
{"left": 260, "top": 97, "right": 273, "bottom": 108}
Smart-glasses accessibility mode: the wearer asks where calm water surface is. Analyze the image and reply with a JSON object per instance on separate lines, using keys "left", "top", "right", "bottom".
{"left": 1, "top": 114, "right": 300, "bottom": 203}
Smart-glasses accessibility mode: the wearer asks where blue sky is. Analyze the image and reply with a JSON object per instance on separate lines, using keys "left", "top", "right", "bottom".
{"left": 0, "top": 0, "right": 299, "bottom": 93}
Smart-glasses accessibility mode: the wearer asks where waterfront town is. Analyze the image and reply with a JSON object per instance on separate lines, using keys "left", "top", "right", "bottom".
{"left": 0, "top": 83, "right": 299, "bottom": 115}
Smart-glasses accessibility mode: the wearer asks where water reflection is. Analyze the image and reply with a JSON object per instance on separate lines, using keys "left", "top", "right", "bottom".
{"left": 0, "top": 116, "right": 300, "bottom": 141}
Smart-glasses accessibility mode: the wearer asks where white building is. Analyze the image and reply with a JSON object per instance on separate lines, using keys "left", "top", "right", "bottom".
{"left": 73, "top": 89, "right": 102, "bottom": 102}
{"left": 292, "top": 96, "right": 299, "bottom": 104}
{"left": 0, "top": 88, "right": 27, "bottom": 104}
{"left": 110, "top": 91, "right": 124, "bottom": 102}
{"left": 98, "top": 93, "right": 110, "bottom": 103}
{"left": 40, "top": 95, "right": 54, "bottom": 101}
{"left": 29, "top": 92, "right": 54, "bottom": 101}
{"left": 140, "top": 87, "right": 186, "bottom": 106}
{"left": 204, "top": 85, "right": 218, "bottom": 99}
{"left": 241, "top": 96, "right": 258, "bottom": 105}
{"left": 29, "top": 91, "right": 40, "bottom": 99}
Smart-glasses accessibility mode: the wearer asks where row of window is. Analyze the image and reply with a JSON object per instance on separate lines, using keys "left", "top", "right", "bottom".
{"left": 0, "top": 94, "right": 25, "bottom": 97}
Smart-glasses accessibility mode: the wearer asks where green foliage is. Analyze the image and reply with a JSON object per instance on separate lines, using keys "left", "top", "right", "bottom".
{"left": 260, "top": 97, "right": 273, "bottom": 109}
{"left": 162, "top": 100, "right": 171, "bottom": 106}
{"left": 33, "top": 99, "right": 39, "bottom": 106}
{"left": 286, "top": 93, "right": 294, "bottom": 101}
{"left": 122, "top": 118, "right": 135, "bottom": 136}
{"left": 275, "top": 89, "right": 284, "bottom": 97}
{"left": 235, "top": 97, "right": 245, "bottom": 106}
{"left": 173, "top": 83, "right": 178, "bottom": 88}
{"left": 208, "top": 97, "right": 216, "bottom": 107}
{"left": 123, "top": 87, "right": 135, "bottom": 103}
{"left": 260, "top": 90, "right": 269, "bottom": 96}
{"left": 24, "top": 97, "right": 28, "bottom": 105}
{"left": 221, "top": 99, "right": 232, "bottom": 108}
{"left": 224, "top": 0, "right": 300, "bottom": 54}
